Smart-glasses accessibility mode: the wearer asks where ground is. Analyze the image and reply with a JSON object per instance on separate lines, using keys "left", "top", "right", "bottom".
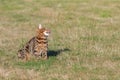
{"left": 0, "top": 0, "right": 120, "bottom": 80}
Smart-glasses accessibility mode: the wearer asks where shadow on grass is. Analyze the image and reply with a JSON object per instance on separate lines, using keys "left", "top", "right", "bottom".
{"left": 48, "top": 48, "right": 70, "bottom": 57}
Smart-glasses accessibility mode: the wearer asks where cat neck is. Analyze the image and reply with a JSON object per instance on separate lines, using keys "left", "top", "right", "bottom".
{"left": 36, "top": 36, "right": 47, "bottom": 40}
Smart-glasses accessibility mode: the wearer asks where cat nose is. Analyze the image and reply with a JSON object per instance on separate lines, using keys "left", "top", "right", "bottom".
{"left": 48, "top": 30, "right": 51, "bottom": 33}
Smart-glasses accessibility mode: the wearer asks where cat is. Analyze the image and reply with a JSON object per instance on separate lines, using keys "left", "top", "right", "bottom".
{"left": 17, "top": 24, "right": 50, "bottom": 61}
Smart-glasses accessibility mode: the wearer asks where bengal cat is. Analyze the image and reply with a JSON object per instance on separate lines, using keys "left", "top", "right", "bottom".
{"left": 17, "top": 24, "right": 50, "bottom": 61}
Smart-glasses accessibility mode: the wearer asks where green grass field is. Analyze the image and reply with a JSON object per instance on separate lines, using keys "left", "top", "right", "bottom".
{"left": 0, "top": 0, "right": 120, "bottom": 80}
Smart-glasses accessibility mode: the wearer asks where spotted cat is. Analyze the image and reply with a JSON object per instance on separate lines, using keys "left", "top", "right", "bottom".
{"left": 17, "top": 24, "right": 50, "bottom": 61}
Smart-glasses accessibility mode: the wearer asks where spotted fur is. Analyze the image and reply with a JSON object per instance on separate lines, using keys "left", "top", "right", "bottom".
{"left": 17, "top": 24, "right": 50, "bottom": 61}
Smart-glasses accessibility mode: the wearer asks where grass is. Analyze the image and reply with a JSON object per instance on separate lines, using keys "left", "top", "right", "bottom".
{"left": 0, "top": 0, "right": 120, "bottom": 80}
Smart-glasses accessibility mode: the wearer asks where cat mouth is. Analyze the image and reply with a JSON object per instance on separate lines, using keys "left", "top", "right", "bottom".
{"left": 44, "top": 31, "right": 50, "bottom": 37}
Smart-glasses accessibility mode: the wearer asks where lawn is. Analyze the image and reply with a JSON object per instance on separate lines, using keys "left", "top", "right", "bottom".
{"left": 0, "top": 0, "right": 120, "bottom": 80}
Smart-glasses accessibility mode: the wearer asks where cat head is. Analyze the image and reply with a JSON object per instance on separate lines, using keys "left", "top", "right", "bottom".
{"left": 37, "top": 24, "right": 50, "bottom": 38}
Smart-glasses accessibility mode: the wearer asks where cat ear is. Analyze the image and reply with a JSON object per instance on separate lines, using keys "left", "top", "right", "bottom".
{"left": 38, "top": 24, "right": 42, "bottom": 29}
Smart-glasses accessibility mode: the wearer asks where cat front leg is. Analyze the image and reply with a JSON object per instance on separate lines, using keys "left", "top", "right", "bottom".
{"left": 41, "top": 51, "right": 48, "bottom": 60}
